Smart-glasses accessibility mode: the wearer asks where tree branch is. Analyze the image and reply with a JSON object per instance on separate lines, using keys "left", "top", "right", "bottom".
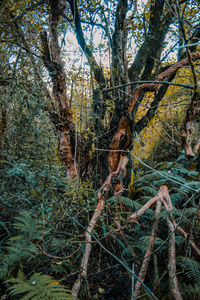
{"left": 128, "top": 51, "right": 200, "bottom": 116}
{"left": 134, "top": 198, "right": 162, "bottom": 298}
{"left": 162, "top": 191, "right": 183, "bottom": 300}
{"left": 112, "top": 0, "right": 128, "bottom": 85}
{"left": 128, "top": 0, "right": 171, "bottom": 81}
{"left": 67, "top": 0, "right": 106, "bottom": 87}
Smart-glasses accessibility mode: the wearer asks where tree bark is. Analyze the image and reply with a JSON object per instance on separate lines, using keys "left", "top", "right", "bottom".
{"left": 41, "top": 0, "right": 77, "bottom": 178}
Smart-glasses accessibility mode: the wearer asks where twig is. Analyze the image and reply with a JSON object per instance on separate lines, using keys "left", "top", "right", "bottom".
{"left": 114, "top": 217, "right": 136, "bottom": 258}
{"left": 41, "top": 244, "right": 81, "bottom": 260}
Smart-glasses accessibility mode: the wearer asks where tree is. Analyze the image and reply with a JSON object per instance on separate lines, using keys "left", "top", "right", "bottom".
{"left": 1, "top": 0, "right": 200, "bottom": 298}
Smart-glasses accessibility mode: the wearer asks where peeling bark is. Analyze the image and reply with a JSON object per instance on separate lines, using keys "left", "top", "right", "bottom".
{"left": 181, "top": 91, "right": 200, "bottom": 158}
{"left": 39, "top": 1, "right": 200, "bottom": 296}
{"left": 72, "top": 152, "right": 130, "bottom": 296}
{"left": 40, "top": 0, "right": 77, "bottom": 178}
{"left": 107, "top": 52, "right": 200, "bottom": 191}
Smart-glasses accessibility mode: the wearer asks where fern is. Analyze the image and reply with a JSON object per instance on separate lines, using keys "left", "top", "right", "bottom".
{"left": 136, "top": 186, "right": 158, "bottom": 196}
{"left": 177, "top": 256, "right": 200, "bottom": 283}
{"left": 180, "top": 283, "right": 200, "bottom": 299}
{"left": 170, "top": 192, "right": 185, "bottom": 205}
{"left": 6, "top": 271, "right": 75, "bottom": 300}
{"left": 180, "top": 181, "right": 200, "bottom": 194}
{"left": 0, "top": 211, "right": 43, "bottom": 279}
{"left": 119, "top": 196, "right": 143, "bottom": 210}
{"left": 133, "top": 236, "right": 165, "bottom": 254}
{"left": 13, "top": 211, "right": 44, "bottom": 240}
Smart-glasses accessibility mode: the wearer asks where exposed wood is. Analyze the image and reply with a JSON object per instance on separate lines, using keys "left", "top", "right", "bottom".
{"left": 72, "top": 154, "right": 130, "bottom": 296}
{"left": 107, "top": 52, "right": 200, "bottom": 178}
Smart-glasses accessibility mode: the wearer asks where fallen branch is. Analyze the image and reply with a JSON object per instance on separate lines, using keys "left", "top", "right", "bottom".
{"left": 128, "top": 186, "right": 185, "bottom": 299}
{"left": 162, "top": 190, "right": 183, "bottom": 300}
{"left": 72, "top": 137, "right": 131, "bottom": 297}
{"left": 71, "top": 198, "right": 105, "bottom": 297}
{"left": 167, "top": 214, "right": 183, "bottom": 300}
{"left": 134, "top": 199, "right": 162, "bottom": 298}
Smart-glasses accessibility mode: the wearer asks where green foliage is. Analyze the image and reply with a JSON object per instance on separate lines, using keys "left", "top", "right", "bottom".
{"left": 0, "top": 211, "right": 42, "bottom": 280}
{"left": 180, "top": 283, "right": 200, "bottom": 299}
{"left": 6, "top": 271, "right": 75, "bottom": 300}
{"left": 1, "top": 0, "right": 200, "bottom": 299}
{"left": 177, "top": 256, "right": 200, "bottom": 283}
{"left": 133, "top": 157, "right": 200, "bottom": 202}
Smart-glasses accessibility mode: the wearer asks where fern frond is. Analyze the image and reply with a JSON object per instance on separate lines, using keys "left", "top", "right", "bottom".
{"left": 170, "top": 192, "right": 185, "bottom": 205}
{"left": 177, "top": 256, "right": 200, "bottom": 282}
{"left": 119, "top": 196, "right": 136, "bottom": 209}
{"left": 180, "top": 181, "right": 200, "bottom": 194}
{"left": 6, "top": 272, "right": 75, "bottom": 300}
{"left": 180, "top": 283, "right": 200, "bottom": 299}
{"left": 133, "top": 236, "right": 165, "bottom": 254}
{"left": 136, "top": 186, "right": 158, "bottom": 196}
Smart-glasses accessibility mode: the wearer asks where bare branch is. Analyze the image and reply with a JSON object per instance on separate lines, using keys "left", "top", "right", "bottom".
{"left": 162, "top": 192, "right": 183, "bottom": 300}
{"left": 134, "top": 199, "right": 162, "bottom": 298}
{"left": 72, "top": 199, "right": 105, "bottom": 297}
